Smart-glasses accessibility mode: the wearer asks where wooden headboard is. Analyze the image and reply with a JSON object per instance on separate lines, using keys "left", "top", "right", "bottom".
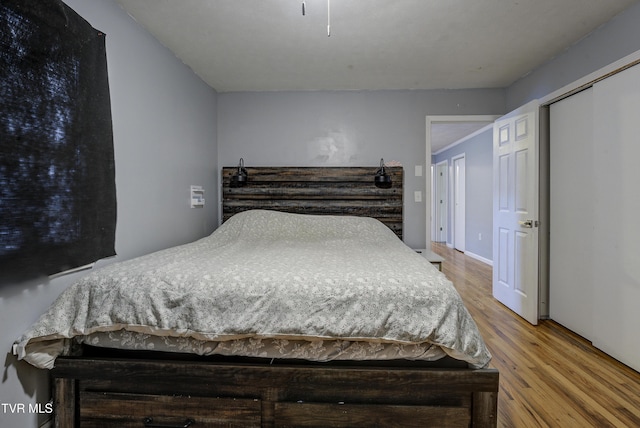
{"left": 222, "top": 166, "right": 404, "bottom": 239}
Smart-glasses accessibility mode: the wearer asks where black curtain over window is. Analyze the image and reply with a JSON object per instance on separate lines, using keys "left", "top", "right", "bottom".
{"left": 0, "top": 0, "right": 116, "bottom": 284}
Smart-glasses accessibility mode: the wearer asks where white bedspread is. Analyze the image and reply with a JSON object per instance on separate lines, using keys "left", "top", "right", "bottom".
{"left": 13, "top": 210, "right": 491, "bottom": 369}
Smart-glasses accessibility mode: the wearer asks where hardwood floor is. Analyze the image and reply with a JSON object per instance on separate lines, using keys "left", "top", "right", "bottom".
{"left": 431, "top": 243, "right": 640, "bottom": 428}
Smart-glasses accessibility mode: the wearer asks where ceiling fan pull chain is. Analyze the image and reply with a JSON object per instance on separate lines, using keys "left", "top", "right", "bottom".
{"left": 327, "top": 0, "right": 331, "bottom": 36}
{"left": 301, "top": 0, "right": 331, "bottom": 37}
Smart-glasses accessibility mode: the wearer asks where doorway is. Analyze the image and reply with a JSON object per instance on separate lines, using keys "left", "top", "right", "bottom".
{"left": 426, "top": 115, "right": 498, "bottom": 247}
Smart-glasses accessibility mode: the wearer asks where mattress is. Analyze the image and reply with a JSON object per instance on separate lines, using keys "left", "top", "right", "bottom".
{"left": 13, "top": 209, "right": 491, "bottom": 369}
{"left": 75, "top": 331, "right": 450, "bottom": 362}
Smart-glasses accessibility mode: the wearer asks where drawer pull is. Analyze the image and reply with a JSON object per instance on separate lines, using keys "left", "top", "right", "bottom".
{"left": 143, "top": 417, "right": 195, "bottom": 428}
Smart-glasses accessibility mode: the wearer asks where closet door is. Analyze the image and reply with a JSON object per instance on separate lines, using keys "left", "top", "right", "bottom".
{"left": 549, "top": 88, "right": 594, "bottom": 340}
{"left": 591, "top": 64, "right": 640, "bottom": 372}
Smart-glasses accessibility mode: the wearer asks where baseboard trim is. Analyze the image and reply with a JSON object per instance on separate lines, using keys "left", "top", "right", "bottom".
{"left": 464, "top": 250, "right": 493, "bottom": 266}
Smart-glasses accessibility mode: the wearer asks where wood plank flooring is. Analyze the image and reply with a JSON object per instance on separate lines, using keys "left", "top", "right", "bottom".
{"left": 431, "top": 243, "right": 640, "bottom": 428}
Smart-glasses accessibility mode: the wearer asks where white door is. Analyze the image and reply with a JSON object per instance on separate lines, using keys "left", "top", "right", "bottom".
{"left": 493, "top": 100, "right": 540, "bottom": 325}
{"left": 453, "top": 155, "right": 465, "bottom": 251}
{"left": 590, "top": 64, "right": 640, "bottom": 371}
{"left": 549, "top": 88, "right": 594, "bottom": 339}
{"left": 434, "top": 161, "right": 448, "bottom": 242}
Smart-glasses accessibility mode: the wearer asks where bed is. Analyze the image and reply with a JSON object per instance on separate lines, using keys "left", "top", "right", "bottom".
{"left": 13, "top": 166, "right": 498, "bottom": 427}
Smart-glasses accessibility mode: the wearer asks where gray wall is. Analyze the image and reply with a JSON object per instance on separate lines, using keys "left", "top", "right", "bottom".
{"left": 217, "top": 89, "right": 505, "bottom": 249}
{"left": 507, "top": 2, "right": 640, "bottom": 109}
{"left": 0, "top": 1, "right": 218, "bottom": 427}
{"left": 433, "top": 128, "right": 493, "bottom": 261}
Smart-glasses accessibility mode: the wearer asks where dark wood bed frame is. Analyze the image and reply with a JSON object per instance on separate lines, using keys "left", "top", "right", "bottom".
{"left": 50, "top": 166, "right": 498, "bottom": 427}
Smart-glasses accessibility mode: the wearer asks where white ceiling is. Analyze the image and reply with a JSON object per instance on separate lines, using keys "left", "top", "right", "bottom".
{"left": 115, "top": 0, "right": 637, "bottom": 149}
{"left": 116, "top": 0, "right": 637, "bottom": 92}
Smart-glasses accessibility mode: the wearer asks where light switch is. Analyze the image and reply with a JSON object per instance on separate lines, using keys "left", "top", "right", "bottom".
{"left": 414, "top": 191, "right": 422, "bottom": 202}
{"left": 415, "top": 165, "right": 423, "bottom": 177}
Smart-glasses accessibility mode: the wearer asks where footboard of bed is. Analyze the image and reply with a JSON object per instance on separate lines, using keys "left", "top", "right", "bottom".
{"left": 51, "top": 356, "right": 498, "bottom": 427}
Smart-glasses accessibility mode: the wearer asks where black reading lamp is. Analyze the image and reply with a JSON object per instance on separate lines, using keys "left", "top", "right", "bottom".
{"left": 374, "top": 158, "right": 392, "bottom": 189}
{"left": 230, "top": 158, "right": 248, "bottom": 187}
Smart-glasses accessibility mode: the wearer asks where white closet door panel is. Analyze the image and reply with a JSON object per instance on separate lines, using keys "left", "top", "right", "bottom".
{"left": 592, "top": 65, "right": 640, "bottom": 372}
{"left": 549, "top": 88, "right": 594, "bottom": 340}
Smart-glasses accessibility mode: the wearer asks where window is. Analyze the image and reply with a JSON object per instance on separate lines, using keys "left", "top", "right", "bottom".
{"left": 0, "top": 0, "right": 116, "bottom": 285}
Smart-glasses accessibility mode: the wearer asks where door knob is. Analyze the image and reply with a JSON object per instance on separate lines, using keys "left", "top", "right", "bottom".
{"left": 519, "top": 219, "right": 534, "bottom": 228}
